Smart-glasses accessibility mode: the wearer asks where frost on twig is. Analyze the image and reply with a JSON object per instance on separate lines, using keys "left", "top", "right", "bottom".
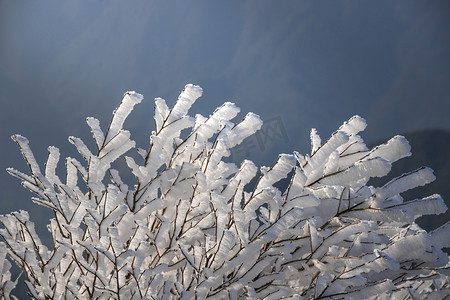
{"left": 1, "top": 84, "right": 449, "bottom": 299}
{"left": 0, "top": 243, "right": 18, "bottom": 300}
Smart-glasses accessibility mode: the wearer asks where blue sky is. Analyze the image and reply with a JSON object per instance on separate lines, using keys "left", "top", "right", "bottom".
{"left": 1, "top": 0, "right": 449, "bottom": 222}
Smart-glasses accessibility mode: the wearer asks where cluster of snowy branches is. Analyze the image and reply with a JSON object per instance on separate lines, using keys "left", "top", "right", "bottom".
{"left": 1, "top": 84, "right": 449, "bottom": 299}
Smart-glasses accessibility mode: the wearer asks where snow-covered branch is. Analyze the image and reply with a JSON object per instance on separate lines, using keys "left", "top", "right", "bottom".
{"left": 1, "top": 85, "right": 449, "bottom": 299}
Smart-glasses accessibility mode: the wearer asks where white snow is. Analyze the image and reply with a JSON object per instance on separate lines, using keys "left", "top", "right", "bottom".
{"left": 2, "top": 86, "right": 448, "bottom": 299}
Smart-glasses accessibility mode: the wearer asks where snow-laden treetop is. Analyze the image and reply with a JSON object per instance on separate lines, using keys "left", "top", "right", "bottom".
{"left": 1, "top": 84, "right": 449, "bottom": 299}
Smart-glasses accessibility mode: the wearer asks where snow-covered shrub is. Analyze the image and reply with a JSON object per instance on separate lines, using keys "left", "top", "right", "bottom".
{"left": 1, "top": 84, "right": 449, "bottom": 299}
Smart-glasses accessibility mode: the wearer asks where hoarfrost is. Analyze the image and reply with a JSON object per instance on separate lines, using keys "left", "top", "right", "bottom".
{"left": 1, "top": 85, "right": 448, "bottom": 299}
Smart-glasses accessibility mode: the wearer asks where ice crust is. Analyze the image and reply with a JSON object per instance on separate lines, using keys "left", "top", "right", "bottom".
{"left": 2, "top": 85, "right": 449, "bottom": 299}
